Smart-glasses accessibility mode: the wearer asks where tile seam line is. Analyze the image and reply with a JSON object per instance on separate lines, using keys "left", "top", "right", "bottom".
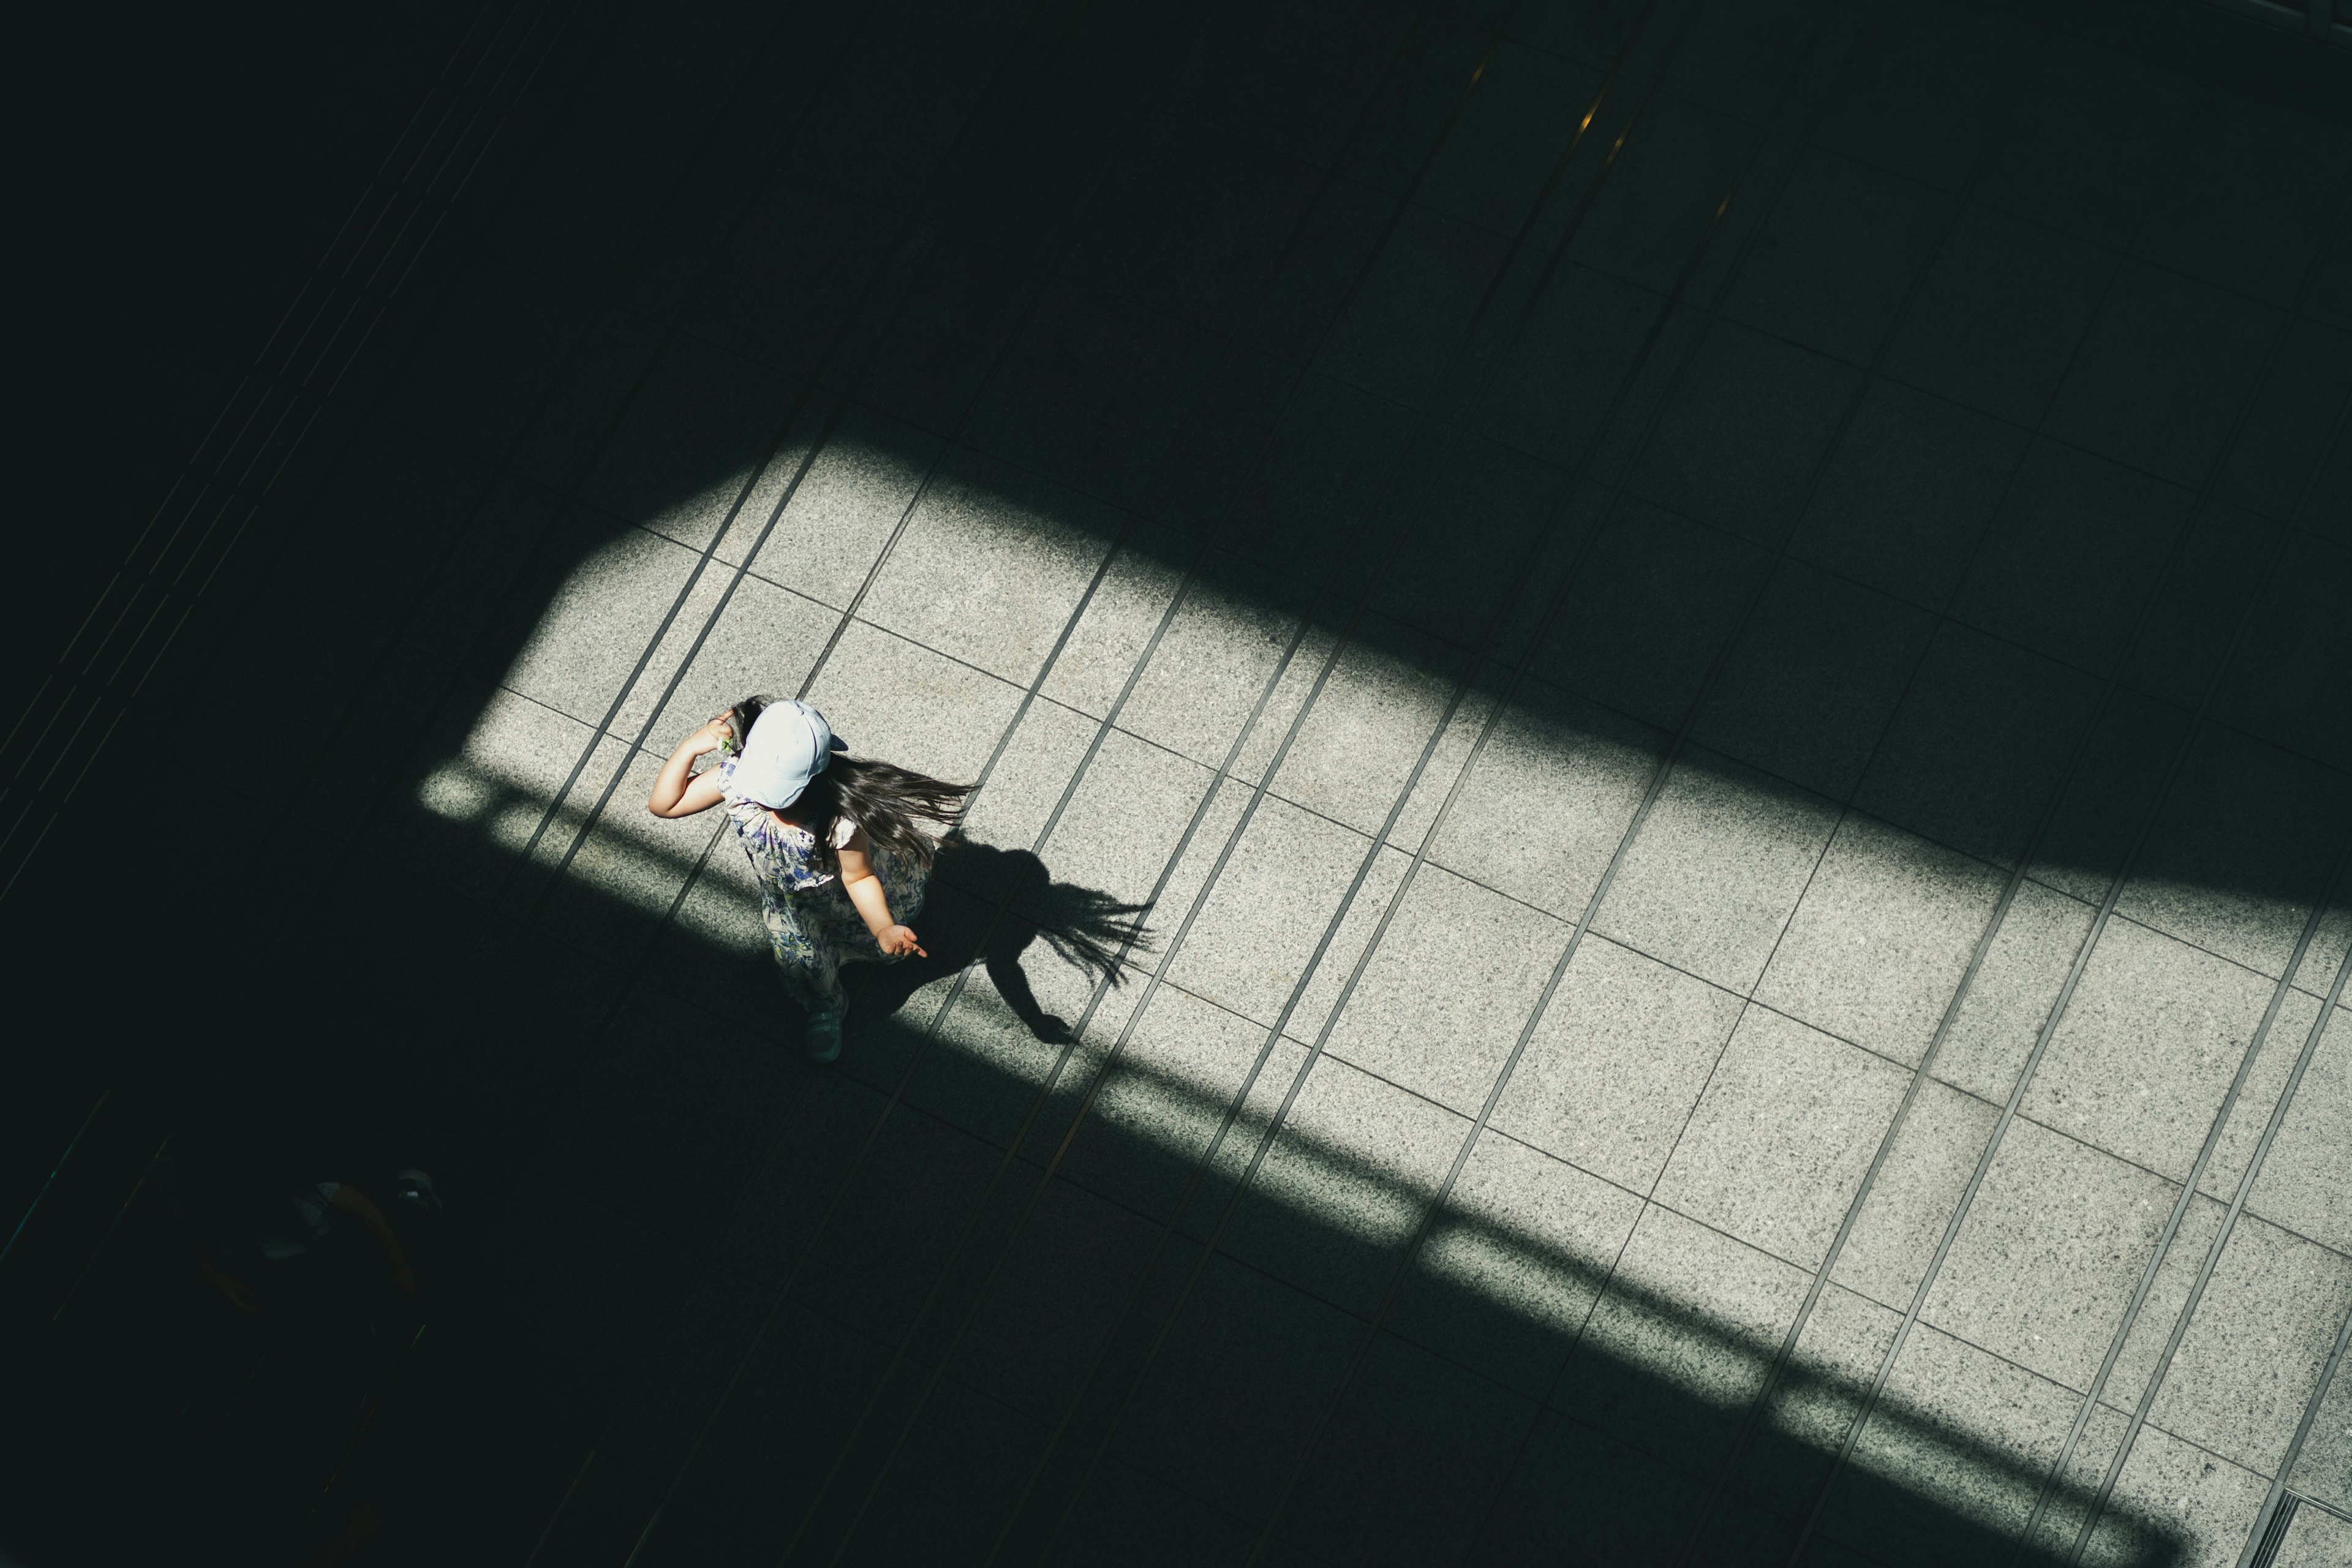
{"left": 1784, "top": 195, "right": 2352, "bottom": 1568}
{"left": 1238, "top": 9, "right": 2020, "bottom": 1558}
{"left": 2021, "top": 821, "right": 2352, "bottom": 1558}
{"left": 1680, "top": 39, "right": 2332, "bottom": 1556}
{"left": 2079, "top": 914, "right": 2352, "bottom": 1564}
{"left": 991, "top": 18, "right": 1742, "bottom": 1561}
{"left": 566, "top": 0, "right": 1498, "bottom": 1551}
{"left": 0, "top": 0, "right": 594, "bottom": 894}
{"left": 0, "top": 7, "right": 560, "bottom": 814}
{"left": 753, "top": 9, "right": 1597, "bottom": 1558}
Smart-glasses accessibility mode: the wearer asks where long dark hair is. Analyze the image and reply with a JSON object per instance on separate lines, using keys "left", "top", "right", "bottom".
{"left": 726, "top": 694, "right": 970, "bottom": 872}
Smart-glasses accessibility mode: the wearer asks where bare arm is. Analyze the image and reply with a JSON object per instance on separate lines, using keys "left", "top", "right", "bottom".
{"left": 836, "top": 830, "right": 925, "bottom": 957}
{"left": 328, "top": 1185, "right": 415, "bottom": 1296}
{"left": 648, "top": 714, "right": 734, "bottom": 818}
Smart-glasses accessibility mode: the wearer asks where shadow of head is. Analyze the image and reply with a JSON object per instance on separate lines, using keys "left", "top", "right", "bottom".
{"left": 853, "top": 832, "right": 1153, "bottom": 1042}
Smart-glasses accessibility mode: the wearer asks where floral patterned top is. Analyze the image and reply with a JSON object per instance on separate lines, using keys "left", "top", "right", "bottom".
{"left": 718, "top": 756, "right": 858, "bottom": 897}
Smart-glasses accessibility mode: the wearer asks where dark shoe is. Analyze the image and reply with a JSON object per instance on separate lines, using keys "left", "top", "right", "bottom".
{"left": 806, "top": 1009, "right": 846, "bottom": 1064}
{"left": 392, "top": 1169, "right": 442, "bottom": 1216}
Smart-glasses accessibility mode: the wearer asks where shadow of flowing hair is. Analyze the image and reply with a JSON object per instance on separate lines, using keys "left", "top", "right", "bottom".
{"left": 725, "top": 693, "right": 970, "bottom": 873}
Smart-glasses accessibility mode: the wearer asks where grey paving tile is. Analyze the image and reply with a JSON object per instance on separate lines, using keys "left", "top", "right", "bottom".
{"left": 2095, "top": 1189, "right": 2230, "bottom": 1424}
{"left": 631, "top": 573, "right": 836, "bottom": 749}
{"left": 857, "top": 448, "right": 1120, "bottom": 687}
{"left": 1828, "top": 1079, "right": 2000, "bottom": 1313}
{"left": 842, "top": 232, "right": 1033, "bottom": 435}
{"left": 1272, "top": 1330, "right": 1537, "bottom": 1568}
{"left": 1658, "top": 0, "right": 1839, "bottom": 125}
{"left": 1655, "top": 1009, "right": 1912, "bottom": 1270}
{"left": 1221, "top": 1052, "right": 1469, "bottom": 1313}
{"left": 2119, "top": 725, "right": 2352, "bottom": 980}
{"left": 1790, "top": 379, "right": 2030, "bottom": 611}
{"left": 1853, "top": 624, "right": 2103, "bottom": 871}
{"left": 2029, "top": 688, "right": 2196, "bottom": 907}
{"left": 1021, "top": 727, "right": 1214, "bottom": 917}
{"left": 736, "top": 404, "right": 945, "bottom": 608}
{"left": 398, "top": 473, "right": 567, "bottom": 668}
{"left": 784, "top": 7, "right": 1002, "bottom": 214}
{"left": 1161, "top": 796, "right": 1382, "bottom": 1029}
{"left": 2241, "top": 1005, "right": 2352, "bottom": 1256}
{"left": 803, "top": 619, "right": 1025, "bottom": 785}
{"left": 1163, "top": 0, "right": 1419, "bottom": 171}
{"left": 271, "top": 420, "right": 496, "bottom": 636}
{"left": 491, "top": 515, "right": 707, "bottom": 726}
{"left": 1691, "top": 557, "right": 1940, "bottom": 800}
{"left": 1531, "top": 497, "right": 1774, "bottom": 731}
{"left": 2290, "top": 907, "right": 2352, "bottom": 1004}
{"left": 386, "top": 684, "right": 598, "bottom": 899}
{"left": 2043, "top": 262, "right": 2283, "bottom": 491}
{"left": 684, "top": 173, "right": 907, "bottom": 379}
{"left": 2271, "top": 1505, "right": 2352, "bottom": 1568}
{"left": 950, "top": 695, "right": 1095, "bottom": 870}
{"left": 1215, "top": 371, "right": 1417, "bottom": 593}
{"left": 576, "top": 337, "right": 804, "bottom": 555}
{"left": 1564, "top": 92, "right": 1763, "bottom": 296}
{"left": 1426, "top": 672, "right": 1668, "bottom": 918}
{"left": 1624, "top": 322, "right": 1864, "bottom": 549}
{"left": 1268, "top": 613, "right": 1479, "bottom": 837}
{"left": 2138, "top": 90, "right": 2352, "bottom": 311}
{"left": 380, "top": 264, "right": 594, "bottom": 464}
{"left": 2214, "top": 531, "right": 2352, "bottom": 774}
{"left": 1593, "top": 748, "right": 1842, "bottom": 996}
{"left": 1721, "top": 149, "right": 1949, "bottom": 366}
{"left": 509, "top": 307, "right": 670, "bottom": 494}
{"left": 526, "top": 742, "right": 722, "bottom": 967}
{"left": 965, "top": 283, "right": 1227, "bottom": 513}
{"left": 1365, "top": 436, "right": 1577, "bottom": 652}
{"left": 1881, "top": 203, "right": 2116, "bottom": 428}
{"left": 1491, "top": 932, "right": 1746, "bottom": 1194}
{"left": 612, "top": 145, "right": 770, "bottom": 328}
{"left": 535, "top": 986, "right": 805, "bottom": 1254}
{"left": 1550, "top": 1202, "right": 1809, "bottom": 1476}
{"left": 1109, "top": 1250, "right": 1364, "bottom": 1528}
{"left": 824, "top": 1378, "right": 1052, "bottom": 1567}
{"left": 1066, "top": 111, "right": 1326, "bottom": 336}
{"left": 1319, "top": 862, "right": 1574, "bottom": 1116}
{"left": 2114, "top": 501, "right": 2285, "bottom": 712}
{"left": 1143, "top": 345, "right": 1305, "bottom": 538}
{"left": 1421, "top": 37, "right": 1605, "bottom": 238}
{"left": 1034, "top": 1454, "right": 1256, "bottom": 1567}
{"left": 1828, "top": 1321, "right": 2103, "bottom": 1568}
{"left": 2082, "top": 1423, "right": 2268, "bottom": 1568}
{"left": 2019, "top": 918, "right": 2275, "bottom": 1183}
{"left": 1462, "top": 1406, "right": 1706, "bottom": 1568}
{"left": 1948, "top": 438, "right": 2197, "bottom": 679}
{"left": 1475, "top": 260, "right": 1673, "bottom": 472}
{"left": 2142, "top": 1213, "right": 2352, "bottom": 1479}
{"left": 1755, "top": 815, "right": 2007, "bottom": 1068}
{"left": 1921, "top": 1117, "right": 2175, "bottom": 1390}
{"left": 484, "top": 108, "right": 701, "bottom": 296}
{"left": 940, "top": 1171, "right": 1166, "bottom": 1423}
{"left": 2200, "top": 988, "right": 2340, "bottom": 1219}
{"left": 1030, "top": 532, "right": 1188, "bottom": 722}
{"left": 1973, "top": 34, "right": 2201, "bottom": 249}
{"left": 1317, "top": 204, "right": 1511, "bottom": 409}
{"left": 2215, "top": 320, "right": 2352, "bottom": 531}
{"left": 1389, "top": 1130, "right": 1644, "bottom": 1394}
{"left": 1061, "top": 982, "right": 1306, "bottom": 1227}
{"left": 1812, "top": 6, "right": 2027, "bottom": 192}
{"left": 1932, "top": 876, "right": 2098, "bottom": 1104}
{"left": 2286, "top": 1341, "right": 2352, "bottom": 1513}
{"left": 782, "top": 1101, "right": 1002, "bottom": 1340}
{"left": 1713, "top": 1281, "right": 1902, "bottom": 1518}
{"left": 1106, "top": 549, "right": 1317, "bottom": 774}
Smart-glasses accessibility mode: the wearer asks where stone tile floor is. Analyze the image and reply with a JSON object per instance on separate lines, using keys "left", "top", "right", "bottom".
{"left": 2, "top": 0, "right": 2348, "bottom": 1563}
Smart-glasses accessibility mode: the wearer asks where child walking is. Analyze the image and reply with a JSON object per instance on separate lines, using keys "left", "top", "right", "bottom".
{"left": 648, "top": 695, "right": 968, "bottom": 1061}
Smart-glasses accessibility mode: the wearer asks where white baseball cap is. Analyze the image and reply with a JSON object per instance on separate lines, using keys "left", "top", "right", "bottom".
{"left": 732, "top": 699, "right": 845, "bottom": 807}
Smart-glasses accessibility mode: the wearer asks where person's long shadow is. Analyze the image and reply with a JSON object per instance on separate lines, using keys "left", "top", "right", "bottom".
{"left": 853, "top": 833, "right": 1153, "bottom": 1044}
